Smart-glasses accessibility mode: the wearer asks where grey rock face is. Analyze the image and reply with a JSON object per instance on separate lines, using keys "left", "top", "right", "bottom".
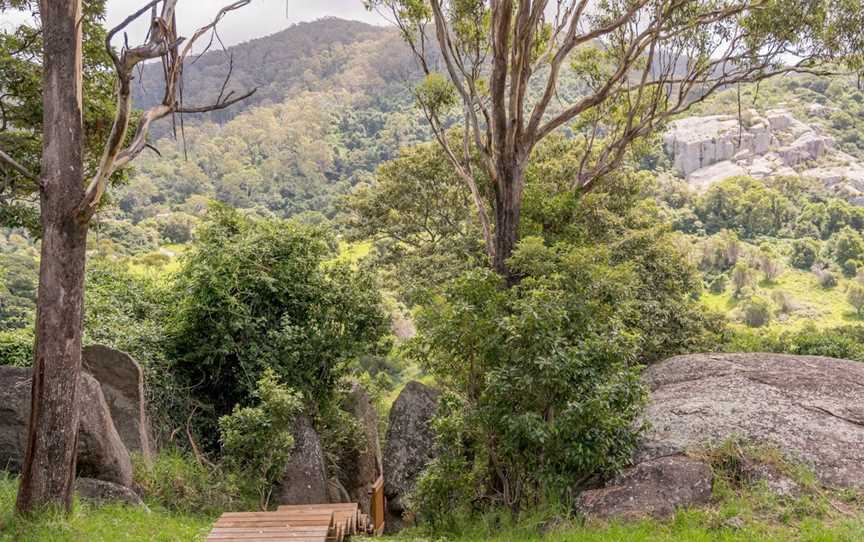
{"left": 0, "top": 366, "right": 133, "bottom": 486}
{"left": 83, "top": 345, "right": 153, "bottom": 459}
{"left": 339, "top": 382, "right": 383, "bottom": 515}
{"left": 277, "top": 415, "right": 329, "bottom": 505}
{"left": 663, "top": 108, "right": 862, "bottom": 193}
{"left": 577, "top": 455, "right": 713, "bottom": 519}
{"left": 75, "top": 477, "right": 146, "bottom": 508}
{"left": 640, "top": 353, "right": 864, "bottom": 489}
{"left": 383, "top": 381, "right": 440, "bottom": 522}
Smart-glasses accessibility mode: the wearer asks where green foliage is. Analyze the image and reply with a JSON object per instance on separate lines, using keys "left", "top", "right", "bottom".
{"left": 0, "top": 326, "right": 33, "bottom": 366}
{"left": 345, "top": 141, "right": 485, "bottom": 303}
{"left": 83, "top": 259, "right": 182, "bottom": 439}
{"left": 687, "top": 176, "right": 864, "bottom": 242}
{"left": 218, "top": 369, "right": 302, "bottom": 510}
{"left": 0, "top": 246, "right": 38, "bottom": 330}
{"left": 827, "top": 226, "right": 864, "bottom": 274}
{"left": 415, "top": 73, "right": 457, "bottom": 116}
{"left": 411, "top": 249, "right": 648, "bottom": 513}
{"left": 742, "top": 296, "right": 772, "bottom": 328}
{"left": 132, "top": 449, "right": 246, "bottom": 516}
{"left": 169, "top": 205, "right": 389, "bottom": 445}
{"left": 848, "top": 284, "right": 864, "bottom": 316}
{"left": 790, "top": 238, "right": 820, "bottom": 270}
{"left": 0, "top": 0, "right": 121, "bottom": 233}
{"left": 731, "top": 262, "right": 754, "bottom": 297}
{"left": 0, "top": 473, "right": 213, "bottom": 542}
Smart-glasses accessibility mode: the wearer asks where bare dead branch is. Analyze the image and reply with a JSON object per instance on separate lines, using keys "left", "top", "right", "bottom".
{"left": 78, "top": 0, "right": 253, "bottom": 219}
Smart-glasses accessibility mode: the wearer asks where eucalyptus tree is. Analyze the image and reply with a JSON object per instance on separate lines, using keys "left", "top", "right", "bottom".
{"left": 2, "top": 0, "right": 253, "bottom": 515}
{"left": 367, "top": 0, "right": 860, "bottom": 280}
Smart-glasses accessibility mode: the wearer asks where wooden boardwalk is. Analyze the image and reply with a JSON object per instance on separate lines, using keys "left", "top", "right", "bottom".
{"left": 206, "top": 477, "right": 385, "bottom": 542}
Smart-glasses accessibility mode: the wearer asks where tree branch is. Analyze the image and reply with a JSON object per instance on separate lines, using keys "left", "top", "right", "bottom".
{"left": 0, "top": 149, "right": 38, "bottom": 183}
{"left": 77, "top": 0, "right": 253, "bottom": 220}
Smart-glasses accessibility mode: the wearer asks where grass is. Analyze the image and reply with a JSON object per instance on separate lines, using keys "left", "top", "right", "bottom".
{"left": 374, "top": 484, "right": 864, "bottom": 542}
{"left": 4, "top": 442, "right": 863, "bottom": 542}
{"left": 376, "top": 442, "right": 864, "bottom": 542}
{"left": 700, "top": 266, "right": 862, "bottom": 333}
{"left": 0, "top": 474, "right": 214, "bottom": 542}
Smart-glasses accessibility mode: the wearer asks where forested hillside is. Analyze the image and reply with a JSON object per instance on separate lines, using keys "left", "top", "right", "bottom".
{"left": 117, "top": 18, "right": 428, "bottom": 222}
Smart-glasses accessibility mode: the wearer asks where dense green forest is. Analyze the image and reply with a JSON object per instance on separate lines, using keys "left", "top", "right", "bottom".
{"left": 3, "top": 5, "right": 864, "bottom": 541}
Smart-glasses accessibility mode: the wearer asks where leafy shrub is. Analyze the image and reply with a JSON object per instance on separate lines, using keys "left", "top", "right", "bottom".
{"left": 708, "top": 274, "right": 727, "bottom": 294}
{"left": 827, "top": 226, "right": 864, "bottom": 272}
{"left": 756, "top": 245, "right": 783, "bottom": 282}
{"left": 742, "top": 296, "right": 771, "bottom": 328}
{"left": 132, "top": 449, "right": 245, "bottom": 515}
{"left": 812, "top": 265, "right": 838, "bottom": 289}
{"left": 729, "top": 325, "right": 864, "bottom": 361}
{"left": 731, "top": 262, "right": 754, "bottom": 297}
{"left": 848, "top": 284, "right": 864, "bottom": 317}
{"left": 0, "top": 327, "right": 33, "bottom": 366}
{"left": 169, "top": 205, "right": 389, "bottom": 446}
{"left": 84, "top": 260, "right": 179, "bottom": 441}
{"left": 219, "top": 369, "right": 302, "bottom": 510}
{"left": 790, "top": 238, "right": 820, "bottom": 270}
{"left": 771, "top": 290, "right": 795, "bottom": 314}
{"left": 410, "top": 242, "right": 649, "bottom": 513}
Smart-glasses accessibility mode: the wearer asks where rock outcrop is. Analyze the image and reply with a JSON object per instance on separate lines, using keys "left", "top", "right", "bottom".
{"left": 0, "top": 366, "right": 133, "bottom": 487}
{"left": 638, "top": 353, "right": 864, "bottom": 489}
{"left": 664, "top": 108, "right": 864, "bottom": 193}
{"left": 339, "top": 382, "right": 383, "bottom": 515}
{"left": 578, "top": 353, "right": 864, "bottom": 520}
{"left": 577, "top": 455, "right": 713, "bottom": 519}
{"left": 383, "top": 381, "right": 441, "bottom": 531}
{"left": 83, "top": 345, "right": 153, "bottom": 459}
{"left": 277, "top": 415, "right": 329, "bottom": 505}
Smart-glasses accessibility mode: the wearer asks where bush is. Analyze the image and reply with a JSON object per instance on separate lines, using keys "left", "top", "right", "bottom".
{"left": 708, "top": 274, "right": 727, "bottom": 294}
{"left": 410, "top": 243, "right": 649, "bottom": 514}
{"left": 790, "top": 238, "right": 820, "bottom": 270}
{"left": 132, "top": 449, "right": 245, "bottom": 515}
{"left": 729, "top": 325, "right": 864, "bottom": 361}
{"left": 731, "top": 262, "right": 754, "bottom": 297}
{"left": 843, "top": 258, "right": 863, "bottom": 278}
{"left": 0, "top": 327, "right": 33, "bottom": 366}
{"left": 827, "top": 226, "right": 864, "bottom": 270}
{"left": 812, "top": 265, "right": 838, "bottom": 289}
{"left": 742, "top": 296, "right": 771, "bottom": 327}
{"left": 848, "top": 284, "right": 864, "bottom": 317}
{"left": 219, "top": 369, "right": 302, "bottom": 510}
{"left": 84, "top": 259, "right": 178, "bottom": 441}
{"left": 169, "top": 205, "right": 390, "bottom": 447}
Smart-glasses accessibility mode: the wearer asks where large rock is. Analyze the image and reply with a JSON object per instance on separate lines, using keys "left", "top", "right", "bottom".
{"left": 0, "top": 366, "right": 133, "bottom": 487}
{"left": 577, "top": 455, "right": 712, "bottom": 519}
{"left": 339, "top": 382, "right": 383, "bottom": 515}
{"left": 383, "top": 381, "right": 440, "bottom": 527}
{"left": 75, "top": 477, "right": 146, "bottom": 508}
{"left": 277, "top": 415, "right": 329, "bottom": 505}
{"left": 640, "top": 353, "right": 864, "bottom": 489}
{"left": 83, "top": 345, "right": 153, "bottom": 459}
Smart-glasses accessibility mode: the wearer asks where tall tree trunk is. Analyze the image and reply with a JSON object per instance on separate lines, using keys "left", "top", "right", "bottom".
{"left": 491, "top": 161, "right": 525, "bottom": 283}
{"left": 16, "top": 0, "right": 86, "bottom": 515}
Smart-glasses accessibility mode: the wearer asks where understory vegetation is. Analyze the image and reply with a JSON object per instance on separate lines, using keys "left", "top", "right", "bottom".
{"left": 2, "top": 2, "right": 864, "bottom": 540}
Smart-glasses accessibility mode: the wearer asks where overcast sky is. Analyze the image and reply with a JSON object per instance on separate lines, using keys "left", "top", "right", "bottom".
{"left": 2, "top": 1, "right": 386, "bottom": 47}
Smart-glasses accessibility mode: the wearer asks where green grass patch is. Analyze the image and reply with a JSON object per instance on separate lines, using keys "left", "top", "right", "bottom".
{"left": 701, "top": 266, "right": 863, "bottom": 333}
{"left": 0, "top": 474, "right": 214, "bottom": 542}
